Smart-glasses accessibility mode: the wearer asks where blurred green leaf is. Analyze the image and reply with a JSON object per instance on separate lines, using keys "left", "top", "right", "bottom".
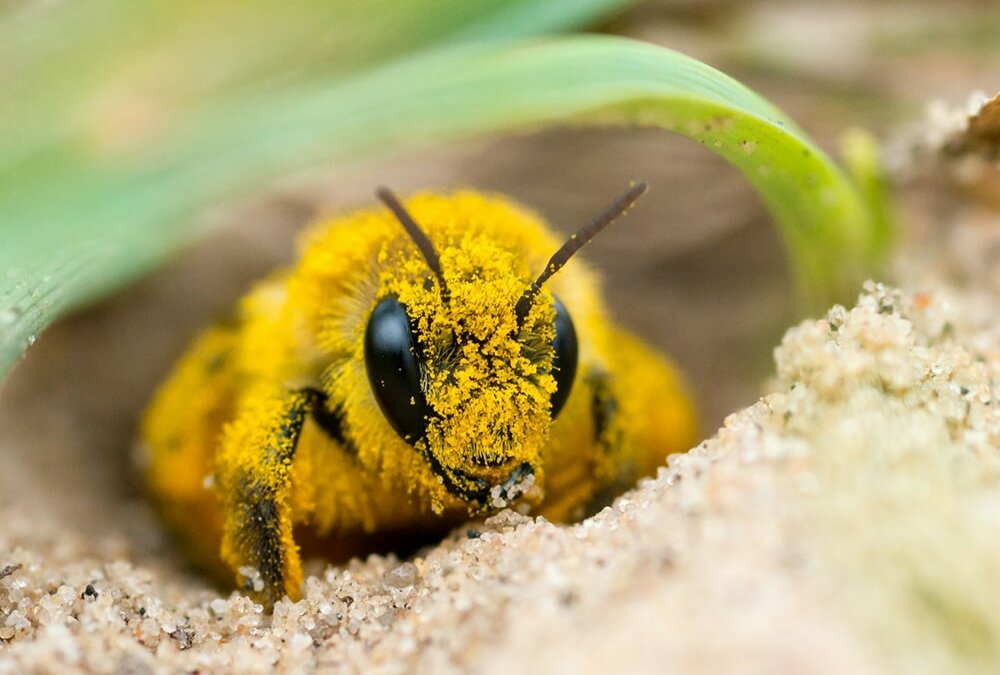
{"left": 841, "top": 127, "right": 894, "bottom": 262}
{"left": 0, "top": 6, "right": 882, "bottom": 381}
{"left": 0, "top": 0, "right": 631, "bottom": 172}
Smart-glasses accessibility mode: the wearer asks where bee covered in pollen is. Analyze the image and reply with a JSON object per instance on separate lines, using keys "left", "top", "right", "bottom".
{"left": 139, "top": 182, "right": 697, "bottom": 605}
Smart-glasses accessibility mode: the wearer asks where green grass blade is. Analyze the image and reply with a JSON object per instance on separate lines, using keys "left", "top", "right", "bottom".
{"left": 0, "top": 36, "right": 881, "bottom": 380}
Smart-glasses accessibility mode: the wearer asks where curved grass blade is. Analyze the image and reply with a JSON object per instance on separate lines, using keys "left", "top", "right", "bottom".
{"left": 0, "top": 36, "right": 882, "bottom": 380}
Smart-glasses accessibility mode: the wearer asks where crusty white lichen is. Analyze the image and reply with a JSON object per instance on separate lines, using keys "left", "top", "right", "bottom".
{"left": 772, "top": 282, "right": 1000, "bottom": 675}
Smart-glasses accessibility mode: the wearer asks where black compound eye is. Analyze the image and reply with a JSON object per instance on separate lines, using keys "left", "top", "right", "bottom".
{"left": 364, "top": 297, "right": 433, "bottom": 444}
{"left": 550, "top": 296, "right": 578, "bottom": 419}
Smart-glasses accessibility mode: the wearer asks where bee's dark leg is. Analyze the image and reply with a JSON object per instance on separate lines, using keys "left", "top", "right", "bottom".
{"left": 303, "top": 387, "right": 357, "bottom": 455}
{"left": 218, "top": 389, "right": 315, "bottom": 607}
{"left": 588, "top": 372, "right": 620, "bottom": 450}
{"left": 583, "top": 372, "right": 634, "bottom": 513}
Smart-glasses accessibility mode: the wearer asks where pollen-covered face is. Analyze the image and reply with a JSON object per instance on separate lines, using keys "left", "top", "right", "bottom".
{"left": 364, "top": 229, "right": 578, "bottom": 509}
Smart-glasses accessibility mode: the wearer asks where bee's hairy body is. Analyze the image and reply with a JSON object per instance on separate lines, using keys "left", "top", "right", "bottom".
{"left": 141, "top": 191, "right": 696, "bottom": 605}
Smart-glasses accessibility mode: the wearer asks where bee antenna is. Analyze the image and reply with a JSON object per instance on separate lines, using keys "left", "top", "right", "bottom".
{"left": 376, "top": 187, "right": 449, "bottom": 303}
{"left": 514, "top": 181, "right": 647, "bottom": 327}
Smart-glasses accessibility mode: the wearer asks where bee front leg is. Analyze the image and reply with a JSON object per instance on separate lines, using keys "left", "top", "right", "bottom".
{"left": 217, "top": 388, "right": 315, "bottom": 606}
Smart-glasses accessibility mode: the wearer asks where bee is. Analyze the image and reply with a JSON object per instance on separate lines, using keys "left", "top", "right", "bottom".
{"left": 139, "top": 183, "right": 697, "bottom": 606}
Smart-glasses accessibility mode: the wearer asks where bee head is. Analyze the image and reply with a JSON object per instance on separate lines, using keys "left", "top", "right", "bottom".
{"left": 363, "top": 184, "right": 644, "bottom": 509}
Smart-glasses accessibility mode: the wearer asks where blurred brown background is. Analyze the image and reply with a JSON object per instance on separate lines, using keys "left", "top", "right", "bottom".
{"left": 1, "top": 0, "right": 998, "bottom": 535}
